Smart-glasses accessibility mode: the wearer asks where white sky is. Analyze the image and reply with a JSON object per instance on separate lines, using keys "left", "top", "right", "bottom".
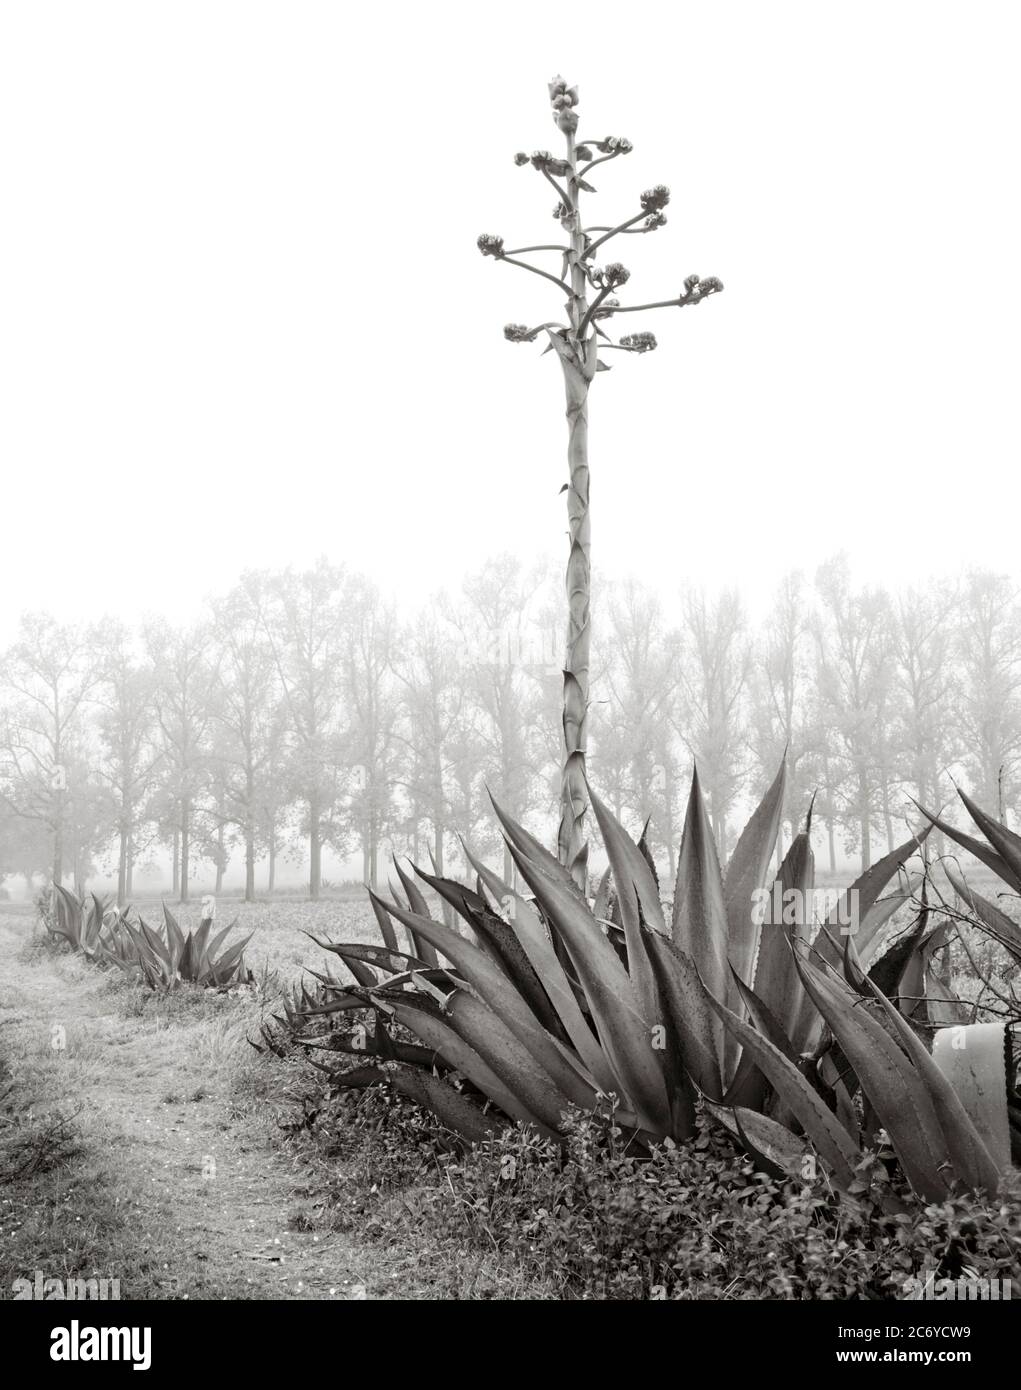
{"left": 2, "top": 0, "right": 1019, "bottom": 644}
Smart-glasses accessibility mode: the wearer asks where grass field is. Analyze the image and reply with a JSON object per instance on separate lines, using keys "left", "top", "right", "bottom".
{"left": 0, "top": 897, "right": 547, "bottom": 1300}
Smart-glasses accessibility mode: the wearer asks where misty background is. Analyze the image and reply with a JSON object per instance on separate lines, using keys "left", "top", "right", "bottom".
{"left": 1, "top": 2, "right": 1019, "bottom": 896}
{"left": 1, "top": 555, "right": 1018, "bottom": 900}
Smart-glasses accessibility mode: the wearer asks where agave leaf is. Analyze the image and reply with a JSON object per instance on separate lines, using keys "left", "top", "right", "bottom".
{"left": 162, "top": 903, "right": 186, "bottom": 972}
{"left": 957, "top": 788, "right": 1021, "bottom": 890}
{"left": 794, "top": 954, "right": 953, "bottom": 1201}
{"left": 489, "top": 794, "right": 589, "bottom": 904}
{"left": 643, "top": 930, "right": 723, "bottom": 1101}
{"left": 672, "top": 768, "right": 729, "bottom": 1059}
{"left": 507, "top": 846, "right": 672, "bottom": 1133}
{"left": 461, "top": 842, "right": 617, "bottom": 1094}
{"left": 387, "top": 993, "right": 560, "bottom": 1137}
{"left": 372, "top": 891, "right": 598, "bottom": 1112}
{"left": 912, "top": 799, "right": 1021, "bottom": 892}
{"left": 336, "top": 1062, "right": 498, "bottom": 1143}
{"left": 723, "top": 760, "right": 786, "bottom": 991}
{"left": 588, "top": 783, "right": 666, "bottom": 934}
{"left": 412, "top": 866, "right": 489, "bottom": 929}
{"left": 813, "top": 829, "right": 931, "bottom": 971}
{"left": 752, "top": 819, "right": 814, "bottom": 1055}
{"left": 368, "top": 891, "right": 400, "bottom": 953}
{"left": 391, "top": 859, "right": 440, "bottom": 967}
{"left": 205, "top": 933, "right": 254, "bottom": 985}
{"left": 931, "top": 1022, "right": 1011, "bottom": 1176}
{"left": 697, "top": 966, "right": 859, "bottom": 1188}
{"left": 587, "top": 785, "right": 666, "bottom": 1050}
{"left": 704, "top": 1100, "right": 814, "bottom": 1183}
{"left": 593, "top": 865, "right": 612, "bottom": 920}
{"left": 446, "top": 989, "right": 576, "bottom": 1136}
{"left": 139, "top": 917, "right": 172, "bottom": 969}
{"left": 943, "top": 864, "right": 1021, "bottom": 963}
{"left": 412, "top": 865, "right": 563, "bottom": 1036}
{"left": 853, "top": 973, "right": 1004, "bottom": 1192}
{"left": 308, "top": 938, "right": 434, "bottom": 976}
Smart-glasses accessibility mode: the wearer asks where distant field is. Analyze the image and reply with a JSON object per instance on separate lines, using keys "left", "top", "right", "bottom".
{"left": 9, "top": 896, "right": 388, "bottom": 991}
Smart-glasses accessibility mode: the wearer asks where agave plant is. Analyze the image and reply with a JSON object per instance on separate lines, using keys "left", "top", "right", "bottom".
{"left": 45, "top": 887, "right": 128, "bottom": 960}
{"left": 285, "top": 761, "right": 1012, "bottom": 1199}
{"left": 106, "top": 903, "right": 253, "bottom": 992}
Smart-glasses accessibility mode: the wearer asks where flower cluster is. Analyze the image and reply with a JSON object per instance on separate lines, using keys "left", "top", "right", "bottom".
{"left": 591, "top": 136, "right": 633, "bottom": 155}
{"left": 640, "top": 185, "right": 671, "bottom": 213}
{"left": 476, "top": 233, "right": 505, "bottom": 258}
{"left": 575, "top": 145, "right": 593, "bottom": 162}
{"left": 592, "top": 296, "right": 619, "bottom": 319}
{"left": 548, "top": 75, "right": 579, "bottom": 110}
{"left": 591, "top": 262, "right": 630, "bottom": 290}
{"left": 619, "top": 332, "right": 658, "bottom": 353}
{"left": 682, "top": 273, "right": 724, "bottom": 302}
{"left": 643, "top": 210, "right": 668, "bottom": 231}
{"left": 513, "top": 152, "right": 530, "bottom": 167}
{"left": 504, "top": 323, "right": 539, "bottom": 343}
{"left": 549, "top": 74, "right": 579, "bottom": 133}
{"left": 530, "top": 149, "right": 571, "bottom": 176}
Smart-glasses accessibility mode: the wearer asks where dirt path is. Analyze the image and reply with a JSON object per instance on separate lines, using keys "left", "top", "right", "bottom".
{"left": 0, "top": 911, "right": 391, "bottom": 1300}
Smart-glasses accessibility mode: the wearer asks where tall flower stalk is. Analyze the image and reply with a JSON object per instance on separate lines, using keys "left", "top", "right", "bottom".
{"left": 480, "top": 76, "right": 723, "bottom": 888}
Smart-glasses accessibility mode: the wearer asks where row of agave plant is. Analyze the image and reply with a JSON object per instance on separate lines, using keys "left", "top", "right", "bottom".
{"left": 44, "top": 887, "right": 253, "bottom": 992}
{"left": 267, "top": 760, "right": 1020, "bottom": 1204}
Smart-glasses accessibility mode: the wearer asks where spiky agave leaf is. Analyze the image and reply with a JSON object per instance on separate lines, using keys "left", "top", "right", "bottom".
{"left": 461, "top": 839, "right": 618, "bottom": 1095}
{"left": 370, "top": 890, "right": 599, "bottom": 1114}
{"left": 507, "top": 840, "right": 672, "bottom": 1133}
{"left": 723, "top": 759, "right": 787, "bottom": 992}
{"left": 943, "top": 863, "right": 1021, "bottom": 963}
{"left": 671, "top": 768, "right": 729, "bottom": 1066}
{"left": 794, "top": 952, "right": 989, "bottom": 1200}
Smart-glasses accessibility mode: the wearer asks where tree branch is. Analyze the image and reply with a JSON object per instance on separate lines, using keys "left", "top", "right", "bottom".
{"left": 497, "top": 255, "right": 568, "bottom": 290}
{"left": 584, "top": 211, "right": 647, "bottom": 258}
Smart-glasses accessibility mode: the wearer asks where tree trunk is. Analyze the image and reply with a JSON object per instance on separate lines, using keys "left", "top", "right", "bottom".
{"left": 245, "top": 828, "right": 256, "bottom": 902}
{"left": 268, "top": 839, "right": 276, "bottom": 895}
{"left": 309, "top": 792, "right": 321, "bottom": 901}
{"left": 172, "top": 829, "right": 180, "bottom": 898}
{"left": 117, "top": 829, "right": 128, "bottom": 908}
{"left": 180, "top": 802, "right": 191, "bottom": 903}
{"left": 554, "top": 129, "right": 597, "bottom": 893}
{"left": 827, "top": 819, "right": 837, "bottom": 874}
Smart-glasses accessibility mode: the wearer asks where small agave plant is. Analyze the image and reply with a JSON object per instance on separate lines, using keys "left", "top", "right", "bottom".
{"left": 289, "top": 760, "right": 1014, "bottom": 1202}
{"left": 110, "top": 903, "right": 254, "bottom": 992}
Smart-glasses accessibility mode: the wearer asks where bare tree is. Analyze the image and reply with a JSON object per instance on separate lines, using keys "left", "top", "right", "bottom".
{"left": 954, "top": 571, "right": 1021, "bottom": 820}
{"left": 209, "top": 583, "right": 284, "bottom": 902}
{"left": 813, "top": 557, "right": 893, "bottom": 871}
{"left": 256, "top": 562, "right": 348, "bottom": 900}
{"left": 889, "top": 581, "right": 960, "bottom": 840}
{"left": 478, "top": 75, "right": 722, "bottom": 887}
{"left": 146, "top": 619, "right": 216, "bottom": 903}
{"left": 93, "top": 623, "right": 162, "bottom": 906}
{"left": 340, "top": 575, "right": 402, "bottom": 888}
{"left": 445, "top": 557, "right": 548, "bottom": 880}
{"left": 0, "top": 613, "right": 100, "bottom": 886}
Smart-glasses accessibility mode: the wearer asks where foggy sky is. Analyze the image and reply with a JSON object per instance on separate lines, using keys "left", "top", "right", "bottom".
{"left": 2, "top": 0, "right": 1019, "bottom": 644}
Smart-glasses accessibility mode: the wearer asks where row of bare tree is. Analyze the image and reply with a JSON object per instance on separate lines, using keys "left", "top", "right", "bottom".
{"left": 1, "top": 555, "right": 1019, "bottom": 901}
